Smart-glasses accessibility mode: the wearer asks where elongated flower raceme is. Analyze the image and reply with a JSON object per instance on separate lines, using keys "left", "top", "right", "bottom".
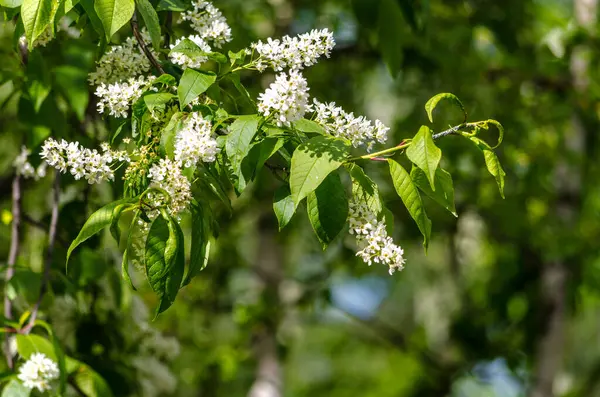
{"left": 250, "top": 29, "right": 335, "bottom": 72}
{"left": 348, "top": 197, "right": 405, "bottom": 275}
{"left": 174, "top": 113, "right": 219, "bottom": 167}
{"left": 95, "top": 76, "right": 156, "bottom": 118}
{"left": 181, "top": 0, "right": 232, "bottom": 48}
{"left": 148, "top": 159, "right": 192, "bottom": 217}
{"left": 169, "top": 35, "right": 212, "bottom": 69}
{"left": 312, "top": 99, "right": 389, "bottom": 151}
{"left": 88, "top": 30, "right": 156, "bottom": 85}
{"left": 258, "top": 70, "right": 311, "bottom": 127}
{"left": 41, "top": 138, "right": 129, "bottom": 184}
{"left": 17, "top": 353, "right": 60, "bottom": 392}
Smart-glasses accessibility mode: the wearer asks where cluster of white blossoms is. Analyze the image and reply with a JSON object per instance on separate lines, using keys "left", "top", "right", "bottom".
{"left": 258, "top": 70, "right": 311, "bottom": 126}
{"left": 89, "top": 30, "right": 155, "bottom": 85}
{"left": 13, "top": 146, "right": 47, "bottom": 180}
{"left": 41, "top": 138, "right": 129, "bottom": 184}
{"left": 17, "top": 353, "right": 60, "bottom": 392}
{"left": 348, "top": 197, "right": 406, "bottom": 275}
{"left": 250, "top": 29, "right": 335, "bottom": 72}
{"left": 95, "top": 76, "right": 156, "bottom": 118}
{"left": 169, "top": 35, "right": 211, "bottom": 69}
{"left": 174, "top": 113, "right": 219, "bottom": 167}
{"left": 312, "top": 99, "right": 390, "bottom": 151}
{"left": 181, "top": 0, "right": 232, "bottom": 48}
{"left": 147, "top": 159, "right": 192, "bottom": 216}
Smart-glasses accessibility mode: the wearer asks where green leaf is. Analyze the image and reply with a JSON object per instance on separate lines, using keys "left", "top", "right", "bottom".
{"left": 21, "top": 0, "right": 58, "bottom": 44}
{"left": 156, "top": 0, "right": 186, "bottom": 11}
{"left": 144, "top": 92, "right": 175, "bottom": 112}
{"left": 145, "top": 215, "right": 185, "bottom": 317}
{"left": 177, "top": 68, "right": 216, "bottom": 110}
{"left": 425, "top": 93, "right": 466, "bottom": 124}
{"left": 388, "top": 159, "right": 432, "bottom": 249}
{"left": 196, "top": 164, "right": 233, "bottom": 213}
{"left": 346, "top": 163, "right": 383, "bottom": 215}
{"left": 307, "top": 172, "right": 348, "bottom": 247}
{"left": 67, "top": 199, "right": 136, "bottom": 266}
{"left": 1, "top": 380, "right": 30, "bottom": 397}
{"left": 225, "top": 114, "right": 260, "bottom": 179}
{"left": 483, "top": 119, "right": 504, "bottom": 149}
{"left": 109, "top": 202, "right": 135, "bottom": 244}
{"left": 135, "top": 0, "right": 161, "bottom": 49}
{"left": 80, "top": 0, "right": 105, "bottom": 37}
{"left": 470, "top": 137, "right": 506, "bottom": 198}
{"left": 71, "top": 363, "right": 114, "bottom": 397}
{"left": 16, "top": 334, "right": 57, "bottom": 361}
{"left": 159, "top": 111, "right": 185, "bottom": 159}
{"left": 273, "top": 185, "right": 295, "bottom": 230}
{"left": 290, "top": 135, "right": 350, "bottom": 208}
{"left": 293, "top": 118, "right": 326, "bottom": 135}
{"left": 0, "top": 0, "right": 23, "bottom": 8}
{"left": 94, "top": 0, "right": 135, "bottom": 40}
{"left": 411, "top": 166, "right": 457, "bottom": 217}
{"left": 53, "top": 66, "right": 89, "bottom": 121}
{"left": 121, "top": 211, "right": 140, "bottom": 290}
{"left": 182, "top": 201, "right": 211, "bottom": 286}
{"left": 152, "top": 74, "right": 177, "bottom": 86}
{"left": 406, "top": 125, "right": 441, "bottom": 190}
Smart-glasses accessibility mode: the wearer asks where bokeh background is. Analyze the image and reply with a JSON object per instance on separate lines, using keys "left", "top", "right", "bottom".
{"left": 2, "top": 0, "right": 600, "bottom": 396}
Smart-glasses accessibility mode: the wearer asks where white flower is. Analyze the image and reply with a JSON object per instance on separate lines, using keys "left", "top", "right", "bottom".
{"left": 312, "top": 99, "right": 389, "bottom": 151}
{"left": 250, "top": 29, "right": 335, "bottom": 72}
{"left": 13, "top": 146, "right": 46, "bottom": 180}
{"left": 348, "top": 197, "right": 405, "bottom": 275}
{"left": 17, "top": 353, "right": 60, "bottom": 392}
{"left": 181, "top": 0, "right": 232, "bottom": 48}
{"left": 40, "top": 138, "right": 129, "bottom": 184}
{"left": 258, "top": 70, "right": 311, "bottom": 126}
{"left": 95, "top": 76, "right": 155, "bottom": 118}
{"left": 174, "top": 112, "right": 219, "bottom": 167}
{"left": 148, "top": 159, "right": 192, "bottom": 216}
{"left": 88, "top": 30, "right": 157, "bottom": 85}
{"left": 169, "top": 35, "right": 211, "bottom": 69}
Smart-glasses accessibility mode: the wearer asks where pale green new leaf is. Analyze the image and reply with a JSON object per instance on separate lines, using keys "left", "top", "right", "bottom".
{"left": 177, "top": 69, "right": 216, "bottom": 110}
{"left": 425, "top": 92, "right": 466, "bottom": 123}
{"left": 67, "top": 198, "right": 136, "bottom": 266}
{"left": 290, "top": 135, "right": 350, "bottom": 208}
{"left": 16, "top": 334, "right": 57, "bottom": 361}
{"left": 1, "top": 380, "right": 29, "bottom": 397}
{"left": 293, "top": 118, "right": 326, "bottom": 135}
{"left": 21, "top": 0, "right": 58, "bottom": 45}
{"left": 135, "top": 0, "right": 161, "bottom": 49}
{"left": 307, "top": 172, "right": 348, "bottom": 247}
{"left": 273, "top": 185, "right": 295, "bottom": 230}
{"left": 470, "top": 137, "right": 506, "bottom": 198}
{"left": 406, "top": 125, "right": 441, "bottom": 190}
{"left": 411, "top": 166, "right": 457, "bottom": 217}
{"left": 95, "top": 0, "right": 135, "bottom": 40}
{"left": 0, "top": 0, "right": 23, "bottom": 8}
{"left": 388, "top": 159, "right": 432, "bottom": 249}
{"left": 225, "top": 115, "right": 260, "bottom": 178}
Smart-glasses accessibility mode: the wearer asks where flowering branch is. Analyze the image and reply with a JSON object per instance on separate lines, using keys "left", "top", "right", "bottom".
{"left": 131, "top": 12, "right": 165, "bottom": 75}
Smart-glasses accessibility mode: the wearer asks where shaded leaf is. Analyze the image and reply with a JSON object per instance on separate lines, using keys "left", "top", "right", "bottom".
{"left": 1, "top": 380, "right": 29, "bottom": 397}
{"left": 182, "top": 201, "right": 211, "bottom": 286}
{"left": 273, "top": 185, "right": 295, "bottom": 230}
{"left": 225, "top": 114, "right": 260, "bottom": 179}
{"left": 411, "top": 166, "right": 457, "bottom": 217}
{"left": 135, "top": 0, "right": 161, "bottom": 49}
{"left": 178, "top": 68, "right": 216, "bottom": 110}
{"left": 307, "top": 172, "right": 348, "bottom": 247}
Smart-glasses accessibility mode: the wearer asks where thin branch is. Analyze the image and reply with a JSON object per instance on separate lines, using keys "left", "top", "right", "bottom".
{"left": 131, "top": 12, "right": 165, "bottom": 75}
{"left": 22, "top": 173, "right": 60, "bottom": 334}
{"left": 164, "top": 11, "right": 173, "bottom": 49}
{"left": 3, "top": 174, "right": 21, "bottom": 368}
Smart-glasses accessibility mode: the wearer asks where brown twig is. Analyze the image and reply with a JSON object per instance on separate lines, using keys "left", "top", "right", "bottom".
{"left": 3, "top": 174, "right": 22, "bottom": 368}
{"left": 22, "top": 173, "right": 60, "bottom": 334}
{"left": 131, "top": 12, "right": 165, "bottom": 75}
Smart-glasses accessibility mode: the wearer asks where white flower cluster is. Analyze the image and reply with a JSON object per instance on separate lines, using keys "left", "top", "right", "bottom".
{"left": 348, "top": 197, "right": 405, "bottom": 275}
{"left": 95, "top": 76, "right": 156, "bottom": 118}
{"left": 148, "top": 159, "right": 192, "bottom": 216}
{"left": 174, "top": 112, "right": 219, "bottom": 167}
{"left": 40, "top": 138, "right": 129, "bottom": 184}
{"left": 312, "top": 99, "right": 390, "bottom": 151}
{"left": 181, "top": 0, "right": 232, "bottom": 48}
{"left": 13, "top": 146, "right": 47, "bottom": 180}
{"left": 169, "top": 35, "right": 211, "bottom": 69}
{"left": 258, "top": 70, "right": 311, "bottom": 126}
{"left": 89, "top": 30, "right": 156, "bottom": 85}
{"left": 17, "top": 353, "right": 60, "bottom": 392}
{"left": 250, "top": 29, "right": 335, "bottom": 72}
